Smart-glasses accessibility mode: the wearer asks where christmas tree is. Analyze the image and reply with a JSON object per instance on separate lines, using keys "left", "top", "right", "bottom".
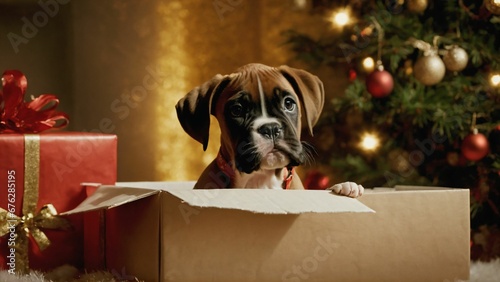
{"left": 285, "top": 0, "right": 500, "bottom": 260}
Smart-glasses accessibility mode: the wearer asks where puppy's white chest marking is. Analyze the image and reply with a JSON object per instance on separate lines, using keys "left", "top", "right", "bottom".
{"left": 234, "top": 170, "right": 284, "bottom": 189}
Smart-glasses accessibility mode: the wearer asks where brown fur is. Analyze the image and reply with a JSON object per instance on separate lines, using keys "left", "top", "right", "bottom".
{"left": 176, "top": 63, "right": 324, "bottom": 189}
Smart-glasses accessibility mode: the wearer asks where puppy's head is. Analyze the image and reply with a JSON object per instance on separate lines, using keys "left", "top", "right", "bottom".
{"left": 176, "top": 63, "right": 324, "bottom": 174}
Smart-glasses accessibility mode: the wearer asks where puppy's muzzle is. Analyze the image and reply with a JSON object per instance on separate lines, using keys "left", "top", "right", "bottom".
{"left": 258, "top": 122, "right": 282, "bottom": 140}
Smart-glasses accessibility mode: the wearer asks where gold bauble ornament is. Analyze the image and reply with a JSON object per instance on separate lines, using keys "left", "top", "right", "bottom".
{"left": 443, "top": 46, "right": 469, "bottom": 72}
{"left": 485, "top": 0, "right": 500, "bottom": 15}
{"left": 404, "top": 59, "right": 413, "bottom": 76}
{"left": 407, "top": 0, "right": 428, "bottom": 13}
{"left": 413, "top": 54, "right": 446, "bottom": 86}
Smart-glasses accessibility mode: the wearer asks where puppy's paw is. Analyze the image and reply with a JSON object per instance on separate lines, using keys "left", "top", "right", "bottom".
{"left": 329, "top": 182, "right": 364, "bottom": 198}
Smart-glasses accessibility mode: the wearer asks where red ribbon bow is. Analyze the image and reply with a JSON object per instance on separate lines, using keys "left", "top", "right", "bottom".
{"left": 0, "top": 70, "right": 69, "bottom": 133}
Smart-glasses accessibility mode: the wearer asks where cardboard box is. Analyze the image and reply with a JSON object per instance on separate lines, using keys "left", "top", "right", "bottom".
{"left": 0, "top": 132, "right": 117, "bottom": 271}
{"left": 64, "top": 182, "right": 470, "bottom": 282}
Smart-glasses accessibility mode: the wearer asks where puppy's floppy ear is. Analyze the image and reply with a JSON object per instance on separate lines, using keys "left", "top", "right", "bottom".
{"left": 279, "top": 65, "right": 325, "bottom": 136}
{"left": 176, "top": 74, "right": 231, "bottom": 151}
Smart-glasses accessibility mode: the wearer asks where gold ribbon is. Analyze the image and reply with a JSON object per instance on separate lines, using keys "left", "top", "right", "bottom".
{"left": 0, "top": 135, "right": 70, "bottom": 274}
{"left": 406, "top": 36, "right": 441, "bottom": 56}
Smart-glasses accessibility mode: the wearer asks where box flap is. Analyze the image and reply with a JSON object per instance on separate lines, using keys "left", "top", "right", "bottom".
{"left": 394, "top": 185, "right": 456, "bottom": 191}
{"left": 117, "top": 181, "right": 195, "bottom": 190}
{"left": 62, "top": 185, "right": 159, "bottom": 215}
{"left": 164, "top": 188, "right": 374, "bottom": 214}
{"left": 364, "top": 186, "right": 462, "bottom": 194}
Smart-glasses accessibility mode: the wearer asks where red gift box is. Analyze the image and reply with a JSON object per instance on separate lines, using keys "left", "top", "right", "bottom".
{"left": 0, "top": 132, "right": 117, "bottom": 273}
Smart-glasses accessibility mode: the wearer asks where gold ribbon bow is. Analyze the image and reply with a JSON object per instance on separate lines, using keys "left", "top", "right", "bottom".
{"left": 0, "top": 135, "right": 70, "bottom": 274}
{"left": 406, "top": 35, "right": 441, "bottom": 56}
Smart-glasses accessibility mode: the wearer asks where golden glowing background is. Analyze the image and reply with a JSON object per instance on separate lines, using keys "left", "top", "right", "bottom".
{"left": 0, "top": 0, "right": 349, "bottom": 181}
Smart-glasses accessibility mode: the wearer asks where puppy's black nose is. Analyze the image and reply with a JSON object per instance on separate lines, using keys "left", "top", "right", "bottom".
{"left": 258, "top": 123, "right": 282, "bottom": 139}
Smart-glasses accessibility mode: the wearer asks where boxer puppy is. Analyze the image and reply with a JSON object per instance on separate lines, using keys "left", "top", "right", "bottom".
{"left": 176, "top": 63, "right": 363, "bottom": 197}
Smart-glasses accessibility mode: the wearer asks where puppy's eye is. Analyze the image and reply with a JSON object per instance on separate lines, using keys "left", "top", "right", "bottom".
{"left": 283, "top": 97, "right": 296, "bottom": 112}
{"left": 229, "top": 104, "right": 244, "bottom": 117}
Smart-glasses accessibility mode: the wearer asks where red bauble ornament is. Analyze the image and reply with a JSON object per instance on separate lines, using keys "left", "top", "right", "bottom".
{"left": 366, "top": 66, "right": 394, "bottom": 98}
{"left": 304, "top": 170, "right": 330, "bottom": 190}
{"left": 349, "top": 68, "right": 357, "bottom": 81}
{"left": 461, "top": 129, "right": 490, "bottom": 161}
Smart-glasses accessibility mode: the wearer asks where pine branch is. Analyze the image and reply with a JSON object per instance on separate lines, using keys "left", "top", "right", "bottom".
{"left": 284, "top": 1, "right": 500, "bottom": 220}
